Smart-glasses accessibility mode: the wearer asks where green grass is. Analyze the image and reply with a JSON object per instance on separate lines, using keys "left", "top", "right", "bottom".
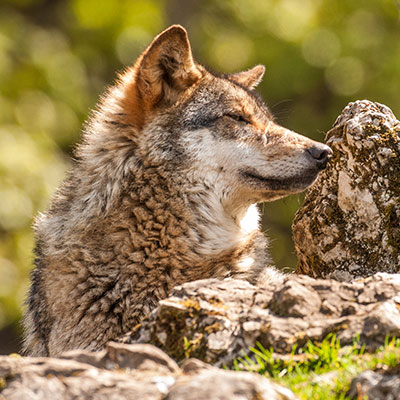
{"left": 231, "top": 334, "right": 400, "bottom": 399}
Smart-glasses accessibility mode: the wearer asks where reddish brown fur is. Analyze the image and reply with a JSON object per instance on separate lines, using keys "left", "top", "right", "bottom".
{"left": 120, "top": 26, "right": 203, "bottom": 129}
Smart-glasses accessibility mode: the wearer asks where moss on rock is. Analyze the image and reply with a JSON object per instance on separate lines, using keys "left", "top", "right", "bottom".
{"left": 293, "top": 100, "right": 400, "bottom": 280}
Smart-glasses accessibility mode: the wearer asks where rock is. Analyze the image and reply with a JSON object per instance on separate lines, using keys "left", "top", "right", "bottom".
{"left": 127, "top": 274, "right": 400, "bottom": 366}
{"left": 61, "top": 342, "right": 180, "bottom": 374}
{"left": 269, "top": 279, "right": 321, "bottom": 317}
{"left": 347, "top": 369, "right": 400, "bottom": 400}
{"left": 0, "top": 355, "right": 169, "bottom": 400}
{"left": 0, "top": 344, "right": 178, "bottom": 400}
{"left": 181, "top": 358, "right": 215, "bottom": 375}
{"left": 0, "top": 343, "right": 297, "bottom": 400}
{"left": 166, "top": 367, "right": 299, "bottom": 400}
{"left": 292, "top": 100, "right": 400, "bottom": 279}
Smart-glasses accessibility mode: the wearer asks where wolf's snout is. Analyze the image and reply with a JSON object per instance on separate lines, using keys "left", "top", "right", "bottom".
{"left": 306, "top": 144, "right": 333, "bottom": 169}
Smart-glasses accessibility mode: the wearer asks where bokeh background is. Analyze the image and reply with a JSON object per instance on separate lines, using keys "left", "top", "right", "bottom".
{"left": 0, "top": 0, "right": 399, "bottom": 354}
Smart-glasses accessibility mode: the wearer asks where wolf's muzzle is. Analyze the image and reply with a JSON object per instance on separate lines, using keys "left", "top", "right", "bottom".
{"left": 306, "top": 144, "right": 333, "bottom": 170}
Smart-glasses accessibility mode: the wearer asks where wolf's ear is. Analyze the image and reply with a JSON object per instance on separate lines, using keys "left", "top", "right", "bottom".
{"left": 229, "top": 65, "right": 265, "bottom": 90}
{"left": 134, "top": 25, "right": 202, "bottom": 107}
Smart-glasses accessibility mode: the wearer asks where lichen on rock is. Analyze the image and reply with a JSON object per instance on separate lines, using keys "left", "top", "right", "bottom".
{"left": 125, "top": 274, "right": 400, "bottom": 366}
{"left": 293, "top": 100, "right": 400, "bottom": 280}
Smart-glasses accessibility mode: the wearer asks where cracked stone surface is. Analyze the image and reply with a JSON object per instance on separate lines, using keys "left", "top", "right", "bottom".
{"left": 125, "top": 274, "right": 400, "bottom": 366}
{"left": 0, "top": 342, "right": 298, "bottom": 400}
{"left": 292, "top": 100, "right": 400, "bottom": 280}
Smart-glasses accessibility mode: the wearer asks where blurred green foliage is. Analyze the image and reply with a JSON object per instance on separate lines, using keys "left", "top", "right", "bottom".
{"left": 0, "top": 0, "right": 399, "bottom": 343}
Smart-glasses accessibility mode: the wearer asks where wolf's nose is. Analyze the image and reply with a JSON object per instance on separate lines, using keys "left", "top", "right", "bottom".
{"left": 307, "top": 144, "right": 333, "bottom": 169}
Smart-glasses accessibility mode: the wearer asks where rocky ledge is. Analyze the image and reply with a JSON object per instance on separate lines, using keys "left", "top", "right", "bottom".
{"left": 0, "top": 342, "right": 297, "bottom": 400}
{"left": 2, "top": 273, "right": 399, "bottom": 399}
{"left": 126, "top": 273, "right": 400, "bottom": 367}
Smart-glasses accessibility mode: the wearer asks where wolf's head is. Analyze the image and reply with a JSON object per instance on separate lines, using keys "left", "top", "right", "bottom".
{"left": 110, "top": 26, "right": 332, "bottom": 210}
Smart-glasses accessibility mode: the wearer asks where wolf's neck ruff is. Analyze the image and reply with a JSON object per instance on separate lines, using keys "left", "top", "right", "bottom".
{"left": 24, "top": 25, "right": 331, "bottom": 357}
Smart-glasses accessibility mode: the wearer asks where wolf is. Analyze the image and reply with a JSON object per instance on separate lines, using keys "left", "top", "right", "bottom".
{"left": 23, "top": 25, "right": 332, "bottom": 356}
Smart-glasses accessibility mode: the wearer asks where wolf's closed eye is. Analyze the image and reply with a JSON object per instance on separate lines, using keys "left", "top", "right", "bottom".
{"left": 225, "top": 114, "right": 250, "bottom": 124}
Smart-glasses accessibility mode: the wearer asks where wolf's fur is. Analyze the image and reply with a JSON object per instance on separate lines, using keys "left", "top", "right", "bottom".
{"left": 23, "top": 26, "right": 331, "bottom": 356}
